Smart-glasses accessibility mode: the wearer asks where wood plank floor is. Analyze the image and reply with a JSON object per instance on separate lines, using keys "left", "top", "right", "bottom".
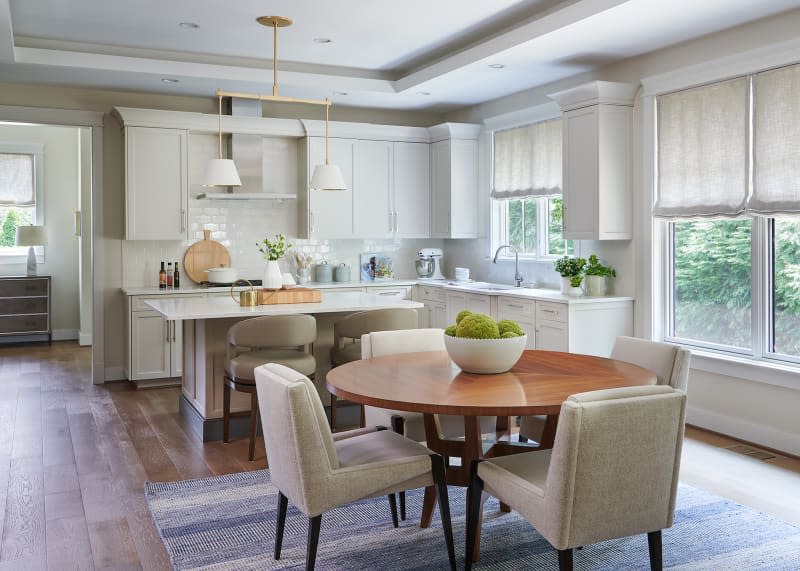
{"left": 0, "top": 341, "right": 797, "bottom": 570}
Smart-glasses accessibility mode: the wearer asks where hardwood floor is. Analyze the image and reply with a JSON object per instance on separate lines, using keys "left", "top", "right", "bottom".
{"left": 0, "top": 341, "right": 797, "bottom": 570}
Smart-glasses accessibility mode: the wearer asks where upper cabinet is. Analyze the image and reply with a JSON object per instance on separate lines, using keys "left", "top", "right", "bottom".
{"left": 353, "top": 140, "right": 393, "bottom": 238}
{"left": 124, "top": 126, "right": 188, "bottom": 240}
{"left": 393, "top": 142, "right": 431, "bottom": 238}
{"left": 430, "top": 124, "right": 481, "bottom": 239}
{"left": 549, "top": 81, "right": 637, "bottom": 240}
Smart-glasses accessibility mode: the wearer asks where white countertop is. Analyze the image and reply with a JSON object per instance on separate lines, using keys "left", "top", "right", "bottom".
{"left": 144, "top": 290, "right": 423, "bottom": 320}
{"left": 122, "top": 279, "right": 418, "bottom": 296}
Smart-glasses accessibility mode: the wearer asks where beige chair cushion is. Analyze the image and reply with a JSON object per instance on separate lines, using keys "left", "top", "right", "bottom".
{"left": 255, "top": 363, "right": 437, "bottom": 518}
{"left": 226, "top": 349, "right": 316, "bottom": 381}
{"left": 479, "top": 385, "right": 686, "bottom": 551}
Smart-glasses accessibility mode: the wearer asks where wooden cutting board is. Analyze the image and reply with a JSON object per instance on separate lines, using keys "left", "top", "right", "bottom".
{"left": 183, "top": 230, "right": 231, "bottom": 284}
{"left": 258, "top": 287, "right": 322, "bottom": 305}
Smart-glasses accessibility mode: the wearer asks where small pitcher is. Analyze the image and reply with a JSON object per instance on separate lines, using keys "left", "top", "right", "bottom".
{"left": 230, "top": 279, "right": 259, "bottom": 307}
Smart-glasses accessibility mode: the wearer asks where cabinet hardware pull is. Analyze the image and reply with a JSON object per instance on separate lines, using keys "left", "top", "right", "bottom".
{"left": 542, "top": 309, "right": 557, "bottom": 314}
{"left": 180, "top": 209, "right": 186, "bottom": 232}
{"left": 309, "top": 211, "right": 315, "bottom": 234}
{"left": 388, "top": 212, "right": 393, "bottom": 233}
{"left": 506, "top": 303, "right": 524, "bottom": 309}
{"left": 172, "top": 322, "right": 176, "bottom": 343}
{"left": 394, "top": 211, "right": 399, "bottom": 233}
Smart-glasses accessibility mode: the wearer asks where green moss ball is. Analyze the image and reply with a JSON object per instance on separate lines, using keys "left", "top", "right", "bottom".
{"left": 500, "top": 331, "right": 521, "bottom": 339}
{"left": 444, "top": 324, "right": 458, "bottom": 337}
{"left": 455, "top": 309, "right": 473, "bottom": 325}
{"left": 456, "top": 313, "right": 500, "bottom": 339}
{"left": 498, "top": 320, "right": 525, "bottom": 336}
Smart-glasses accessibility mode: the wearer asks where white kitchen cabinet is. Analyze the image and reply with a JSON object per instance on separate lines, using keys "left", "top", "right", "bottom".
{"left": 445, "top": 291, "right": 493, "bottom": 325}
{"left": 430, "top": 124, "right": 481, "bottom": 239}
{"left": 369, "top": 285, "right": 412, "bottom": 299}
{"left": 414, "top": 284, "right": 447, "bottom": 329}
{"left": 393, "top": 142, "right": 431, "bottom": 238}
{"left": 125, "top": 126, "right": 188, "bottom": 240}
{"left": 550, "top": 81, "right": 636, "bottom": 240}
{"left": 128, "top": 296, "right": 184, "bottom": 382}
{"left": 496, "top": 297, "right": 536, "bottom": 349}
{"left": 531, "top": 299, "right": 633, "bottom": 356}
{"left": 299, "top": 137, "right": 355, "bottom": 239}
{"left": 353, "top": 140, "right": 393, "bottom": 238}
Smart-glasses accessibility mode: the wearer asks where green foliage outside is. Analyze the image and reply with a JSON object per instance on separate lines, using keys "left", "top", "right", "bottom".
{"left": 0, "top": 209, "right": 21, "bottom": 247}
{"left": 507, "top": 199, "right": 535, "bottom": 253}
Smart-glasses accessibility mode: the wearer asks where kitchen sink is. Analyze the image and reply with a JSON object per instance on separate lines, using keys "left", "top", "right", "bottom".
{"left": 457, "top": 282, "right": 516, "bottom": 291}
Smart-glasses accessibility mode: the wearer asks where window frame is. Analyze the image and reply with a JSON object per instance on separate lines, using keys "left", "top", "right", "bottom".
{"left": 0, "top": 142, "right": 44, "bottom": 263}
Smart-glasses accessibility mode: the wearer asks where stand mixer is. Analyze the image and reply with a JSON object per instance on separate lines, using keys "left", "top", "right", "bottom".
{"left": 416, "top": 248, "right": 445, "bottom": 280}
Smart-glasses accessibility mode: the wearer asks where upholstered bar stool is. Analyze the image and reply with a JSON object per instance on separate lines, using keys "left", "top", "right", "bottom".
{"left": 223, "top": 314, "right": 317, "bottom": 460}
{"left": 328, "top": 308, "right": 418, "bottom": 430}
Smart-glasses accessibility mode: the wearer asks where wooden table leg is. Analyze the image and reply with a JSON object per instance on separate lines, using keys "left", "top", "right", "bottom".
{"left": 419, "top": 485, "right": 437, "bottom": 529}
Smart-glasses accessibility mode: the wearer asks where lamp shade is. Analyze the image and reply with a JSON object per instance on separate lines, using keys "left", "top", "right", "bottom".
{"left": 203, "top": 158, "right": 242, "bottom": 187}
{"left": 15, "top": 225, "right": 47, "bottom": 246}
{"left": 310, "top": 163, "right": 346, "bottom": 191}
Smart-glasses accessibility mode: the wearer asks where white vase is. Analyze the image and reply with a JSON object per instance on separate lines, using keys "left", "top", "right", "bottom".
{"left": 585, "top": 275, "right": 607, "bottom": 296}
{"left": 561, "top": 276, "right": 583, "bottom": 297}
{"left": 263, "top": 260, "right": 283, "bottom": 290}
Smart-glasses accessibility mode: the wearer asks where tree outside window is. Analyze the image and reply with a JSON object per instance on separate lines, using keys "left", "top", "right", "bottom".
{"left": 0, "top": 152, "right": 37, "bottom": 253}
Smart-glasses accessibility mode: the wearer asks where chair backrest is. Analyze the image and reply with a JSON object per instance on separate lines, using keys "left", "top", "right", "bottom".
{"left": 611, "top": 336, "right": 691, "bottom": 391}
{"left": 542, "top": 385, "right": 686, "bottom": 549}
{"left": 228, "top": 314, "right": 316, "bottom": 355}
{"left": 254, "top": 363, "right": 338, "bottom": 515}
{"left": 361, "top": 328, "right": 445, "bottom": 359}
{"left": 334, "top": 308, "right": 418, "bottom": 347}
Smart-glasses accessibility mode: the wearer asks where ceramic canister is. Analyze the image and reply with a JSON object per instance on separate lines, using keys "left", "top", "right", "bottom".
{"left": 315, "top": 261, "right": 333, "bottom": 283}
{"left": 334, "top": 263, "right": 351, "bottom": 282}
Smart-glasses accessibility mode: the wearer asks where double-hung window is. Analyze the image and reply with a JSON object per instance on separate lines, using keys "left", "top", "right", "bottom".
{"left": 656, "top": 63, "right": 800, "bottom": 364}
{"left": 491, "top": 118, "right": 573, "bottom": 257}
{"left": 0, "top": 144, "right": 43, "bottom": 259}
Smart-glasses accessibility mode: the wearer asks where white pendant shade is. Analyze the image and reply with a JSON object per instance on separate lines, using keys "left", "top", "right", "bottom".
{"left": 203, "top": 158, "right": 242, "bottom": 187}
{"left": 310, "top": 163, "right": 346, "bottom": 191}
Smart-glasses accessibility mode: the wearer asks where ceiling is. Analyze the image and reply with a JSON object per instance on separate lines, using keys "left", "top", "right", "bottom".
{"left": 1, "top": 0, "right": 798, "bottom": 112}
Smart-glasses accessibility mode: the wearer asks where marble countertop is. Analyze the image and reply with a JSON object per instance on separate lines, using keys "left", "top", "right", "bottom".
{"left": 418, "top": 280, "right": 633, "bottom": 304}
{"left": 122, "top": 279, "right": 418, "bottom": 296}
{"left": 144, "top": 290, "right": 423, "bottom": 320}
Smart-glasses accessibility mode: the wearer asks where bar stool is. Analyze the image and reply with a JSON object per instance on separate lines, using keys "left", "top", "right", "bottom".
{"left": 329, "top": 308, "right": 418, "bottom": 430}
{"left": 223, "top": 314, "right": 317, "bottom": 460}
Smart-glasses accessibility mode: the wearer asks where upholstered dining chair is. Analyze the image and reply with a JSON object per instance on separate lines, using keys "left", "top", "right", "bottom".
{"left": 223, "top": 314, "right": 316, "bottom": 460}
{"left": 329, "top": 307, "right": 418, "bottom": 430}
{"left": 466, "top": 385, "right": 687, "bottom": 571}
{"left": 255, "top": 363, "right": 456, "bottom": 571}
{"left": 519, "top": 335, "right": 691, "bottom": 443}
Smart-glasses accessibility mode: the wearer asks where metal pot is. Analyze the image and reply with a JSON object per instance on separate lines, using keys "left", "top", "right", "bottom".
{"left": 230, "top": 279, "right": 259, "bottom": 307}
{"left": 415, "top": 258, "right": 434, "bottom": 278}
{"left": 205, "top": 266, "right": 238, "bottom": 283}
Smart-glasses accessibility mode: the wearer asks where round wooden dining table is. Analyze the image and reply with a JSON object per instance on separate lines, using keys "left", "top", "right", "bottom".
{"left": 326, "top": 349, "right": 657, "bottom": 532}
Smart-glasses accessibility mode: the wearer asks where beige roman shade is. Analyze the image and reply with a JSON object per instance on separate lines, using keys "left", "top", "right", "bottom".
{"left": 0, "top": 153, "right": 34, "bottom": 206}
{"left": 492, "top": 118, "right": 562, "bottom": 200}
{"left": 654, "top": 77, "right": 748, "bottom": 218}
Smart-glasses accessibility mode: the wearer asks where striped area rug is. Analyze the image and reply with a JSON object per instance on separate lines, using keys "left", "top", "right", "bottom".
{"left": 145, "top": 470, "right": 800, "bottom": 570}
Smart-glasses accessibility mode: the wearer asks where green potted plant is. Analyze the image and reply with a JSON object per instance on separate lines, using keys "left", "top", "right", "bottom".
{"left": 584, "top": 254, "right": 616, "bottom": 296}
{"left": 553, "top": 256, "right": 586, "bottom": 296}
{"left": 257, "top": 233, "right": 291, "bottom": 289}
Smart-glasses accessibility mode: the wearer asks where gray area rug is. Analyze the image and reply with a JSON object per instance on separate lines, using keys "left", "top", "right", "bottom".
{"left": 145, "top": 469, "right": 800, "bottom": 570}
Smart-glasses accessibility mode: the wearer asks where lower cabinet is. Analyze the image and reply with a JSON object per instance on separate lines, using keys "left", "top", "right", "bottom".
{"left": 496, "top": 297, "right": 536, "bottom": 349}
{"left": 128, "top": 296, "right": 184, "bottom": 381}
{"left": 445, "top": 291, "right": 492, "bottom": 325}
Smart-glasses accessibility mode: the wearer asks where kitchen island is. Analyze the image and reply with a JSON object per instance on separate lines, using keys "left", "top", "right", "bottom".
{"left": 145, "top": 290, "right": 423, "bottom": 440}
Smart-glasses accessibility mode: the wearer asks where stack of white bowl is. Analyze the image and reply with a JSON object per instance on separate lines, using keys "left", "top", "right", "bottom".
{"left": 454, "top": 267, "right": 470, "bottom": 282}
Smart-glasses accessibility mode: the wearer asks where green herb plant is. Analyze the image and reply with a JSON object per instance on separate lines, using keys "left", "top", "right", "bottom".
{"left": 257, "top": 234, "right": 291, "bottom": 261}
{"left": 554, "top": 256, "right": 587, "bottom": 288}
{"left": 584, "top": 254, "right": 616, "bottom": 278}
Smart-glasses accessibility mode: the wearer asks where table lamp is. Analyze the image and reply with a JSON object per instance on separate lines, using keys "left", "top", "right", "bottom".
{"left": 15, "top": 225, "right": 47, "bottom": 276}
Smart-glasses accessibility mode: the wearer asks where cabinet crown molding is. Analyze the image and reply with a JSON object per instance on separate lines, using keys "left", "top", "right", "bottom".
{"left": 548, "top": 81, "right": 639, "bottom": 111}
{"left": 427, "top": 122, "right": 482, "bottom": 142}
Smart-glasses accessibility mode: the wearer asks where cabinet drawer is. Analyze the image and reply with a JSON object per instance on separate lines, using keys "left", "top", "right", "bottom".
{"left": 0, "top": 297, "right": 47, "bottom": 315}
{"left": 497, "top": 297, "right": 535, "bottom": 319}
{"left": 370, "top": 286, "right": 411, "bottom": 299}
{"left": 0, "top": 314, "right": 48, "bottom": 334}
{"left": 131, "top": 294, "right": 189, "bottom": 311}
{"left": 536, "top": 301, "right": 567, "bottom": 323}
{"left": 418, "top": 285, "right": 446, "bottom": 302}
{"left": 0, "top": 278, "right": 48, "bottom": 297}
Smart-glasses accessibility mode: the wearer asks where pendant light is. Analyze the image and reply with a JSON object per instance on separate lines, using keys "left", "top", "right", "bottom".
{"left": 203, "top": 94, "right": 242, "bottom": 187}
{"left": 310, "top": 101, "right": 346, "bottom": 190}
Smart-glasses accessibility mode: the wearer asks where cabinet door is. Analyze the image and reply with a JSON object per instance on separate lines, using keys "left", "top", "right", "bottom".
{"left": 465, "top": 293, "right": 491, "bottom": 316}
{"left": 125, "top": 127, "right": 188, "bottom": 240}
{"left": 562, "top": 107, "right": 599, "bottom": 240}
{"left": 449, "top": 138, "right": 479, "bottom": 238}
{"left": 353, "top": 140, "right": 393, "bottom": 238}
{"left": 130, "top": 311, "right": 170, "bottom": 379}
{"left": 393, "top": 142, "right": 430, "bottom": 238}
{"left": 446, "top": 292, "right": 467, "bottom": 325}
{"left": 432, "top": 303, "right": 448, "bottom": 329}
{"left": 308, "top": 137, "right": 355, "bottom": 238}
{"left": 170, "top": 321, "right": 183, "bottom": 377}
{"left": 535, "top": 321, "right": 568, "bottom": 352}
{"left": 430, "top": 140, "right": 451, "bottom": 237}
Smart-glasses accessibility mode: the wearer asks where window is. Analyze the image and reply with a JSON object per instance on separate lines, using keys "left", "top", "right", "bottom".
{"left": 0, "top": 145, "right": 43, "bottom": 258}
{"left": 658, "top": 63, "right": 800, "bottom": 365}
{"left": 491, "top": 118, "right": 573, "bottom": 257}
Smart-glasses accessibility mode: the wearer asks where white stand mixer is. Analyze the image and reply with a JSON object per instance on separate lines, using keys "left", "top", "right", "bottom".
{"left": 416, "top": 248, "right": 445, "bottom": 280}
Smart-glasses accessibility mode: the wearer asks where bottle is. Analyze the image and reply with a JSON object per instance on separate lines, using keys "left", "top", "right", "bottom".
{"left": 173, "top": 262, "right": 180, "bottom": 289}
{"left": 166, "top": 262, "right": 174, "bottom": 287}
{"left": 159, "top": 262, "right": 167, "bottom": 289}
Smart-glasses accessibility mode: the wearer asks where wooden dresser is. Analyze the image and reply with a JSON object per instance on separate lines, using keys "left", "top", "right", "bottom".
{"left": 0, "top": 276, "right": 51, "bottom": 344}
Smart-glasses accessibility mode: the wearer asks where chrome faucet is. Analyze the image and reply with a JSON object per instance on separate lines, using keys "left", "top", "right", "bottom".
{"left": 493, "top": 245, "right": 523, "bottom": 287}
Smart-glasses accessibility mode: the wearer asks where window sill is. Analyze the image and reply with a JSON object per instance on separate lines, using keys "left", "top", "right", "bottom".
{"left": 690, "top": 349, "right": 799, "bottom": 391}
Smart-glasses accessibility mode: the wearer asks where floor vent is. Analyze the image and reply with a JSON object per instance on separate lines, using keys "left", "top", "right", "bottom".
{"left": 726, "top": 444, "right": 776, "bottom": 462}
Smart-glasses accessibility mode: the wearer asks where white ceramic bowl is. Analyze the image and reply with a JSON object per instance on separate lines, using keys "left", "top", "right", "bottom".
{"left": 444, "top": 334, "right": 527, "bottom": 374}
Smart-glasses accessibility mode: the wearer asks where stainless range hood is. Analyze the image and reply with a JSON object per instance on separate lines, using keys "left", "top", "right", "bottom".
{"left": 198, "top": 98, "right": 296, "bottom": 200}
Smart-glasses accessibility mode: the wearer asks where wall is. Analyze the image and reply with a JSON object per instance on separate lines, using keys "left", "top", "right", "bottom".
{"left": 0, "top": 123, "right": 81, "bottom": 339}
{"left": 441, "top": 9, "right": 800, "bottom": 454}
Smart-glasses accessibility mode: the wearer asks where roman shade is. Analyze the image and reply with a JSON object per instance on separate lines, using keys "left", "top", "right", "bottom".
{"left": 654, "top": 78, "right": 748, "bottom": 218}
{"left": 492, "top": 118, "right": 562, "bottom": 199}
{"left": 0, "top": 153, "right": 34, "bottom": 206}
{"left": 751, "top": 63, "right": 800, "bottom": 215}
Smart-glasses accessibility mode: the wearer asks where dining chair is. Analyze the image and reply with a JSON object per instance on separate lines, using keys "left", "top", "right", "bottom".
{"left": 466, "top": 385, "right": 687, "bottom": 571}
{"left": 519, "top": 335, "right": 691, "bottom": 443}
{"left": 222, "top": 314, "right": 316, "bottom": 460}
{"left": 255, "top": 363, "right": 456, "bottom": 571}
{"left": 329, "top": 307, "right": 418, "bottom": 430}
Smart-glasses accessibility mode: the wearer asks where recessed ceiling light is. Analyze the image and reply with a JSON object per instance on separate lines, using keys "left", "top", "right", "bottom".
{"left": 161, "top": 78, "right": 179, "bottom": 84}
{"left": 488, "top": 63, "right": 505, "bottom": 69}
{"left": 179, "top": 22, "right": 199, "bottom": 29}
{"left": 416, "top": 91, "right": 431, "bottom": 96}
{"left": 313, "top": 38, "right": 332, "bottom": 44}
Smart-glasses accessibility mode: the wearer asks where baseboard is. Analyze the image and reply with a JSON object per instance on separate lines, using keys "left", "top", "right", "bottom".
{"left": 52, "top": 328, "right": 78, "bottom": 341}
{"left": 132, "top": 378, "right": 180, "bottom": 390}
{"left": 103, "top": 366, "right": 126, "bottom": 382}
{"left": 78, "top": 332, "right": 92, "bottom": 346}
{"left": 687, "top": 405, "right": 799, "bottom": 456}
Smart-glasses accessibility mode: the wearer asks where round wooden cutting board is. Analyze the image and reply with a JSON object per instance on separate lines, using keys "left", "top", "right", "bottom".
{"left": 183, "top": 230, "right": 231, "bottom": 284}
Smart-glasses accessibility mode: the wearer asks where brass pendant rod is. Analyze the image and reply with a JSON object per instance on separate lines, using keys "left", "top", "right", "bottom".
{"left": 272, "top": 20, "right": 278, "bottom": 97}
{"left": 217, "top": 94, "right": 223, "bottom": 159}
{"left": 215, "top": 89, "right": 331, "bottom": 107}
{"left": 325, "top": 101, "right": 330, "bottom": 165}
